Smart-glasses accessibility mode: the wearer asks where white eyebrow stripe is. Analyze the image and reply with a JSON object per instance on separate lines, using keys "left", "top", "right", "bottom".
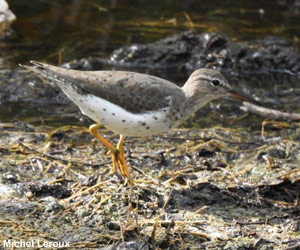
{"left": 198, "top": 76, "right": 223, "bottom": 85}
{"left": 197, "top": 76, "right": 212, "bottom": 81}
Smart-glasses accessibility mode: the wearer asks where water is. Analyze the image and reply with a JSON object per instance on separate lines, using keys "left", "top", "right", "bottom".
{"left": 1, "top": 0, "right": 300, "bottom": 127}
{"left": 6, "top": 0, "right": 300, "bottom": 66}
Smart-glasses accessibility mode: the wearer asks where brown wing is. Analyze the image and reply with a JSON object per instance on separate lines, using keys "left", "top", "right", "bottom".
{"left": 24, "top": 61, "right": 186, "bottom": 114}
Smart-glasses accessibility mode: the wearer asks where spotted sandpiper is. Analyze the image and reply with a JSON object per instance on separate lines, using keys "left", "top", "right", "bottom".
{"left": 22, "top": 61, "right": 253, "bottom": 182}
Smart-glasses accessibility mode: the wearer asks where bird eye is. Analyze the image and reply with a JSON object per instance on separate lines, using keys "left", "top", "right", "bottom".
{"left": 211, "top": 79, "right": 220, "bottom": 87}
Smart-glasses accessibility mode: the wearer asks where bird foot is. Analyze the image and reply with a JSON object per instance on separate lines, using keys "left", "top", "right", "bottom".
{"left": 112, "top": 151, "right": 133, "bottom": 184}
{"left": 89, "top": 124, "right": 132, "bottom": 185}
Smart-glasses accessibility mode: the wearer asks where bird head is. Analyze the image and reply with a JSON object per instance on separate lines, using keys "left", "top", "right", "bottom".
{"left": 183, "top": 68, "right": 257, "bottom": 104}
{"left": 183, "top": 68, "right": 231, "bottom": 98}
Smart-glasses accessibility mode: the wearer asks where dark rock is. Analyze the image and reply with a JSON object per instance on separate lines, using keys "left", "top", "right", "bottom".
{"left": 171, "top": 182, "right": 236, "bottom": 209}
{"left": 41, "top": 196, "right": 64, "bottom": 214}
{"left": 258, "top": 180, "right": 300, "bottom": 203}
{"left": 106, "top": 221, "right": 120, "bottom": 231}
{"left": 1, "top": 173, "right": 19, "bottom": 184}
{"left": 0, "top": 69, "right": 68, "bottom": 104}
{"left": 0, "top": 201, "right": 39, "bottom": 217}
{"left": 268, "top": 147, "right": 287, "bottom": 159}
{"left": 107, "top": 31, "right": 300, "bottom": 75}
{"left": 29, "top": 183, "right": 72, "bottom": 199}
{"left": 110, "top": 30, "right": 202, "bottom": 69}
{"left": 62, "top": 227, "right": 99, "bottom": 244}
{"left": 81, "top": 174, "right": 98, "bottom": 186}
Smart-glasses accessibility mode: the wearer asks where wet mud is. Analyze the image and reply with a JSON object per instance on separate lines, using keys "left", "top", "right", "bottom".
{"left": 0, "top": 121, "right": 300, "bottom": 249}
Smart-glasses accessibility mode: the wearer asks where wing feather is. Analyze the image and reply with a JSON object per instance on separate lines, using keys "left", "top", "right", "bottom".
{"left": 24, "top": 61, "right": 186, "bottom": 114}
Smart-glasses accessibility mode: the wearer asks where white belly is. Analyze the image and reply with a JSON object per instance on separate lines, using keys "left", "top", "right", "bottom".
{"left": 58, "top": 83, "right": 172, "bottom": 136}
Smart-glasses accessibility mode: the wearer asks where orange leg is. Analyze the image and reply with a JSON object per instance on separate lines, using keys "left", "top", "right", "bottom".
{"left": 116, "top": 135, "right": 130, "bottom": 178}
{"left": 89, "top": 124, "right": 132, "bottom": 182}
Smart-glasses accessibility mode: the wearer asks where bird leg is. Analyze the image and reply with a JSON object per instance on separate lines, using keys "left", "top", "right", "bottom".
{"left": 116, "top": 135, "right": 130, "bottom": 178}
{"left": 89, "top": 124, "right": 131, "bottom": 182}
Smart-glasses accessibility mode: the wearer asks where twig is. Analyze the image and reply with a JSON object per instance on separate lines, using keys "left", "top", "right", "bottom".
{"left": 284, "top": 241, "right": 300, "bottom": 250}
{"left": 164, "top": 219, "right": 175, "bottom": 243}
{"left": 65, "top": 179, "right": 111, "bottom": 201}
{"left": 141, "top": 219, "right": 205, "bottom": 225}
{"left": 162, "top": 188, "right": 174, "bottom": 211}
{"left": 163, "top": 136, "right": 261, "bottom": 146}
{"left": 130, "top": 165, "right": 161, "bottom": 186}
{"left": 241, "top": 102, "right": 300, "bottom": 121}
{"left": 183, "top": 11, "right": 194, "bottom": 28}
{"left": 16, "top": 139, "right": 111, "bottom": 167}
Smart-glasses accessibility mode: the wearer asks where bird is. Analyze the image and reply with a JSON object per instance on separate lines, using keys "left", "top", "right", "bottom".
{"left": 21, "top": 61, "right": 254, "bottom": 183}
